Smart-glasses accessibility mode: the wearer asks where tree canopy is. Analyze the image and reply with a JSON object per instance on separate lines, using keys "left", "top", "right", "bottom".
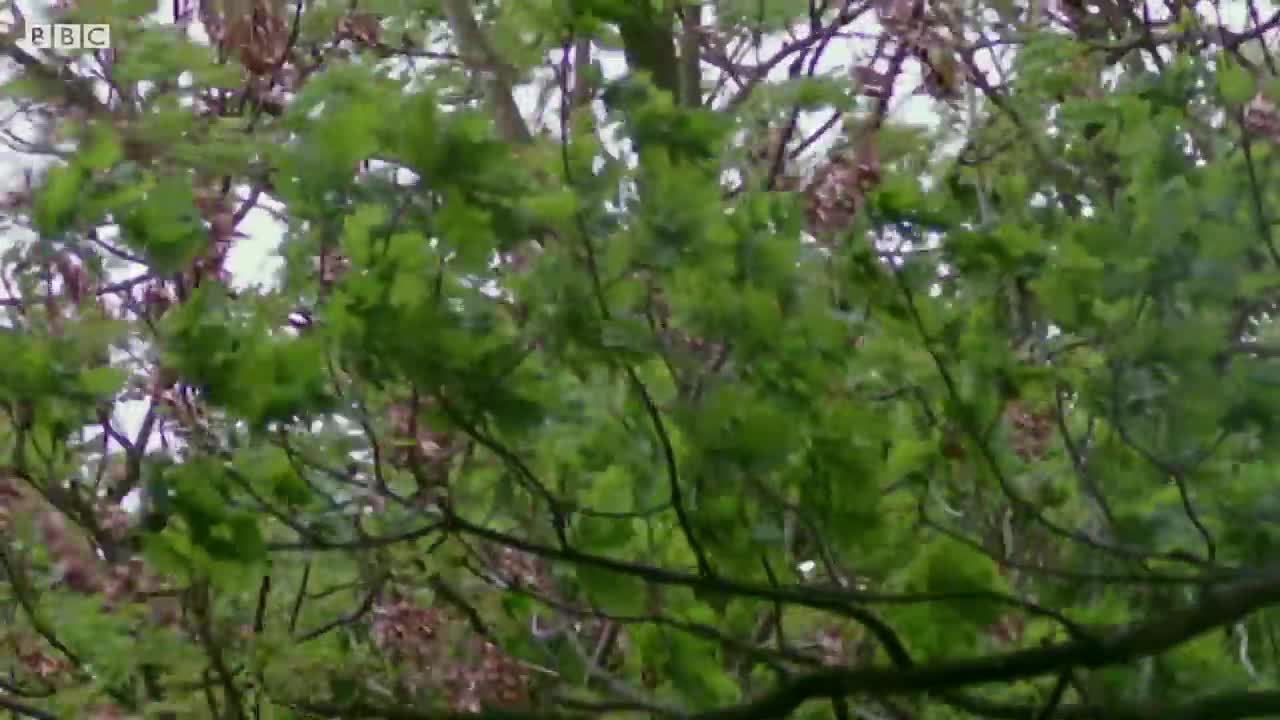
{"left": 3, "top": 0, "right": 1280, "bottom": 718}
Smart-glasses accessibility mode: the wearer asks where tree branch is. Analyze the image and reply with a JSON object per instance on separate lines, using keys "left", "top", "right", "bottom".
{"left": 691, "top": 567, "right": 1280, "bottom": 720}
{"left": 440, "top": 0, "right": 531, "bottom": 144}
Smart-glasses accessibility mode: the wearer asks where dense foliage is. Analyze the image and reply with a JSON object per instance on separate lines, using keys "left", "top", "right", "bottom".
{"left": 4, "top": 0, "right": 1280, "bottom": 718}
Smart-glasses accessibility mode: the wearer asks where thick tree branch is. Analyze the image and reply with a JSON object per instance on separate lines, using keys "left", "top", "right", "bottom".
{"left": 615, "top": 2, "right": 680, "bottom": 99}
{"left": 678, "top": 3, "right": 703, "bottom": 106}
{"left": 440, "top": 0, "right": 531, "bottom": 144}
{"left": 692, "top": 567, "right": 1280, "bottom": 720}
{"left": 285, "top": 688, "right": 1280, "bottom": 720}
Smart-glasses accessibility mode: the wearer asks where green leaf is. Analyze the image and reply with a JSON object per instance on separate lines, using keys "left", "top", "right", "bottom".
{"left": 573, "top": 515, "right": 635, "bottom": 551}
{"left": 520, "top": 188, "right": 579, "bottom": 227}
{"left": 33, "top": 165, "right": 85, "bottom": 235}
{"left": 577, "top": 565, "right": 646, "bottom": 615}
{"left": 667, "top": 633, "right": 740, "bottom": 707}
{"left": 1218, "top": 56, "right": 1256, "bottom": 104}
{"left": 584, "top": 465, "right": 633, "bottom": 514}
{"left": 233, "top": 446, "right": 309, "bottom": 507}
{"left": 119, "top": 179, "right": 206, "bottom": 271}
{"left": 79, "top": 366, "right": 127, "bottom": 396}
{"left": 79, "top": 126, "right": 123, "bottom": 170}
{"left": 436, "top": 194, "right": 497, "bottom": 272}
{"left": 341, "top": 204, "right": 389, "bottom": 267}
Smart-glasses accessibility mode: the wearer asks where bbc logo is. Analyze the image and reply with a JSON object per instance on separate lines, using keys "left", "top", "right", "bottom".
{"left": 25, "top": 24, "right": 111, "bottom": 50}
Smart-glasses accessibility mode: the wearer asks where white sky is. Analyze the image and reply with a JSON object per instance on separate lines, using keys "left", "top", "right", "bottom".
{"left": 0, "top": 0, "right": 1271, "bottom": 488}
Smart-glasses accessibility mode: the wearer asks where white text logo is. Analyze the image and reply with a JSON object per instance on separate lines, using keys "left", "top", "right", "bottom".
{"left": 24, "top": 24, "right": 111, "bottom": 50}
